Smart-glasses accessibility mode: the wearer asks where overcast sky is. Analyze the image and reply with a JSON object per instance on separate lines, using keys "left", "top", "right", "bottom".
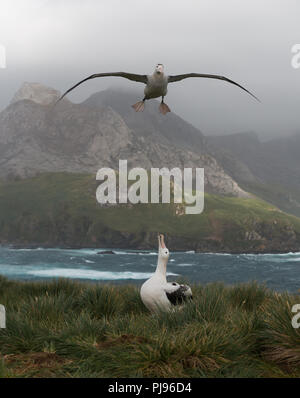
{"left": 0, "top": 0, "right": 299, "bottom": 138}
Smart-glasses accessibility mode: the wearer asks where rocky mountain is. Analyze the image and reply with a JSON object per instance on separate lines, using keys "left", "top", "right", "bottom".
{"left": 0, "top": 83, "right": 248, "bottom": 197}
{"left": 1, "top": 83, "right": 300, "bottom": 252}
{"left": 207, "top": 131, "right": 300, "bottom": 216}
{"left": 82, "top": 89, "right": 207, "bottom": 155}
{"left": 10, "top": 82, "right": 61, "bottom": 106}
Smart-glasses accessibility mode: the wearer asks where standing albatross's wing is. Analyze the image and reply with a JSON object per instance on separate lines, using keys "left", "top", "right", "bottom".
{"left": 165, "top": 284, "right": 193, "bottom": 306}
{"left": 168, "top": 73, "right": 260, "bottom": 102}
{"left": 56, "top": 72, "right": 148, "bottom": 103}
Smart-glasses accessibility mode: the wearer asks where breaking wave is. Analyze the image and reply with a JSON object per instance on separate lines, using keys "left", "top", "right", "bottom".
{"left": 27, "top": 268, "right": 179, "bottom": 280}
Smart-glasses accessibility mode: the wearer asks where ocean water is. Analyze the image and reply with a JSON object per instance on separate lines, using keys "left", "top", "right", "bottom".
{"left": 0, "top": 246, "right": 299, "bottom": 292}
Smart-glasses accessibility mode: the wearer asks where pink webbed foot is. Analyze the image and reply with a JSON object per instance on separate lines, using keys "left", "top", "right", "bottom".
{"left": 159, "top": 102, "right": 171, "bottom": 115}
{"left": 132, "top": 101, "right": 145, "bottom": 112}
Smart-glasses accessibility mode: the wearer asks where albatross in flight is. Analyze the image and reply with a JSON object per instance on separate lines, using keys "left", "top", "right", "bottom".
{"left": 56, "top": 64, "right": 259, "bottom": 115}
{"left": 140, "top": 234, "right": 192, "bottom": 313}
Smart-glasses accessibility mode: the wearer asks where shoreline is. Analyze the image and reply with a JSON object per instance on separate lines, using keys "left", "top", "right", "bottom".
{"left": 1, "top": 243, "right": 300, "bottom": 255}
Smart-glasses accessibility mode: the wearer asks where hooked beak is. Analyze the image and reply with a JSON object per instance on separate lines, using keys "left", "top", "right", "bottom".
{"left": 155, "top": 65, "right": 164, "bottom": 74}
{"left": 158, "top": 233, "right": 166, "bottom": 249}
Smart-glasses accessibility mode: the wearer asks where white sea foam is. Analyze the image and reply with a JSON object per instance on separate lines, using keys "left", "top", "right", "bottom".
{"left": 204, "top": 252, "right": 232, "bottom": 256}
{"left": 0, "top": 265, "right": 26, "bottom": 275}
{"left": 285, "top": 257, "right": 300, "bottom": 262}
{"left": 98, "top": 251, "right": 157, "bottom": 256}
{"left": 11, "top": 249, "right": 32, "bottom": 251}
{"left": 128, "top": 252, "right": 157, "bottom": 256}
{"left": 64, "top": 249, "right": 98, "bottom": 256}
{"left": 176, "top": 263, "right": 193, "bottom": 267}
{"left": 242, "top": 252, "right": 300, "bottom": 257}
{"left": 10, "top": 248, "right": 56, "bottom": 252}
{"left": 242, "top": 253, "right": 300, "bottom": 263}
{"left": 26, "top": 268, "right": 179, "bottom": 280}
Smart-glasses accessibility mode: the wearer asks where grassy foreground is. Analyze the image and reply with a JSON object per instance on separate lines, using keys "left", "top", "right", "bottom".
{"left": 0, "top": 276, "right": 300, "bottom": 378}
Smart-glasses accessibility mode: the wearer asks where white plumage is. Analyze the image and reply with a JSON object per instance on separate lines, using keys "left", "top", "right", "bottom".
{"left": 140, "top": 234, "right": 192, "bottom": 313}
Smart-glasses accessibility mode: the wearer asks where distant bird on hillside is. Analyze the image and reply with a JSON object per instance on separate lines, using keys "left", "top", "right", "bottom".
{"left": 140, "top": 234, "right": 192, "bottom": 313}
{"left": 55, "top": 64, "right": 259, "bottom": 115}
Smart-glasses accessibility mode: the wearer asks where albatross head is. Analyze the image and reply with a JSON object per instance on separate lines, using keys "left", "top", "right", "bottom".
{"left": 155, "top": 64, "right": 164, "bottom": 75}
{"left": 158, "top": 233, "right": 169, "bottom": 259}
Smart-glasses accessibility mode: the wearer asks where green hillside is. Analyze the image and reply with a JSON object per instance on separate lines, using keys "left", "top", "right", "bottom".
{"left": 0, "top": 172, "right": 300, "bottom": 252}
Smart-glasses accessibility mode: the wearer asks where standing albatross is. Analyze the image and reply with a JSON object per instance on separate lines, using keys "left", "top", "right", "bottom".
{"left": 55, "top": 64, "right": 259, "bottom": 115}
{"left": 140, "top": 234, "right": 192, "bottom": 313}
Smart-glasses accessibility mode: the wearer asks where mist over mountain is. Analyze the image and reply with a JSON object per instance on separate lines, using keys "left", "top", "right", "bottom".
{"left": 207, "top": 131, "right": 300, "bottom": 216}
{"left": 1, "top": 1, "right": 300, "bottom": 139}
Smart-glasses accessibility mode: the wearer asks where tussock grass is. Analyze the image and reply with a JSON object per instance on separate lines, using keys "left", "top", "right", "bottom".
{"left": 0, "top": 277, "right": 300, "bottom": 378}
{"left": 260, "top": 293, "right": 300, "bottom": 369}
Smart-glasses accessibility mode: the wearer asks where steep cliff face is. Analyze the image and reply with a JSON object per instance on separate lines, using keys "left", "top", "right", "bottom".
{"left": 0, "top": 83, "right": 248, "bottom": 197}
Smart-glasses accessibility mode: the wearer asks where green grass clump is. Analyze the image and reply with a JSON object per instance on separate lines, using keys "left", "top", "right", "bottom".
{"left": 0, "top": 277, "right": 300, "bottom": 378}
{"left": 259, "top": 293, "right": 300, "bottom": 369}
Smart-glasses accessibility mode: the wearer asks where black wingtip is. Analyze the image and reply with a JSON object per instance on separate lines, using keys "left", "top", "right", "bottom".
{"left": 54, "top": 93, "right": 66, "bottom": 107}
{"left": 251, "top": 93, "right": 261, "bottom": 103}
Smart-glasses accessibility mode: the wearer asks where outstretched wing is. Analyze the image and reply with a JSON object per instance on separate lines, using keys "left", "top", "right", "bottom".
{"left": 56, "top": 72, "right": 148, "bottom": 103}
{"left": 168, "top": 73, "right": 260, "bottom": 102}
